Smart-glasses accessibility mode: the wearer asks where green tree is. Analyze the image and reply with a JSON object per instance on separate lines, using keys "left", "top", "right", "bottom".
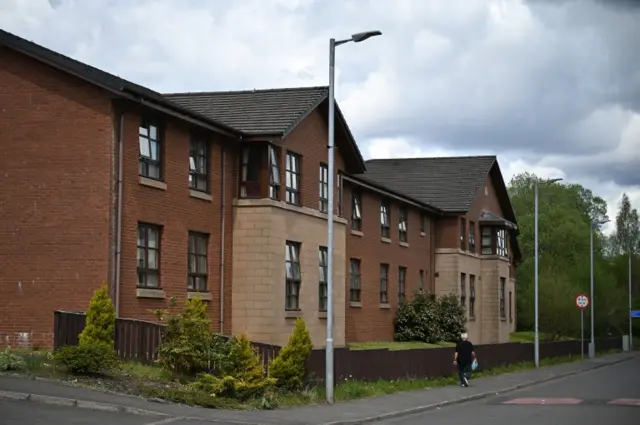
{"left": 78, "top": 284, "right": 116, "bottom": 347}
{"left": 269, "top": 318, "right": 313, "bottom": 390}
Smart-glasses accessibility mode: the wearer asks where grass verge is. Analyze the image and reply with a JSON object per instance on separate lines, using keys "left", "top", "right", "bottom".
{"left": 1, "top": 347, "right": 621, "bottom": 410}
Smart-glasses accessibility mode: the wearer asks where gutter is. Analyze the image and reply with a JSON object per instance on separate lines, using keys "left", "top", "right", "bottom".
{"left": 114, "top": 112, "right": 125, "bottom": 317}
{"left": 219, "top": 146, "right": 226, "bottom": 333}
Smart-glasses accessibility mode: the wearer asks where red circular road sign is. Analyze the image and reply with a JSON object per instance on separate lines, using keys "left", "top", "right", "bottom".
{"left": 575, "top": 293, "right": 589, "bottom": 309}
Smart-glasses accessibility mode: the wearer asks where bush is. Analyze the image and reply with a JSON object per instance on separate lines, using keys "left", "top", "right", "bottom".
{"left": 156, "top": 297, "right": 213, "bottom": 375}
{"left": 79, "top": 284, "right": 116, "bottom": 347}
{"left": 394, "top": 291, "right": 466, "bottom": 343}
{"left": 269, "top": 317, "right": 312, "bottom": 390}
{"left": 0, "top": 348, "right": 26, "bottom": 371}
{"left": 54, "top": 344, "right": 118, "bottom": 375}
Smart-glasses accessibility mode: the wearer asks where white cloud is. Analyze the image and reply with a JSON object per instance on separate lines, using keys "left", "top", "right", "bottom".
{"left": 1, "top": 0, "right": 639, "bottom": 230}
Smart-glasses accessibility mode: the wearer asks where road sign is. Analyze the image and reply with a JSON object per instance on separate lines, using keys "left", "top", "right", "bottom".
{"left": 576, "top": 293, "right": 589, "bottom": 310}
{"left": 631, "top": 310, "right": 640, "bottom": 318}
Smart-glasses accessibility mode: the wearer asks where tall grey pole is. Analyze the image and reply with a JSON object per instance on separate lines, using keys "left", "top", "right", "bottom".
{"left": 589, "top": 223, "right": 595, "bottom": 358}
{"left": 629, "top": 251, "right": 633, "bottom": 350}
{"left": 534, "top": 180, "right": 540, "bottom": 368}
{"left": 325, "top": 37, "right": 336, "bottom": 404}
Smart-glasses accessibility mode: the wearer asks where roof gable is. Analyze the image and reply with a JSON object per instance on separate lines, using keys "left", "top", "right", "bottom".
{"left": 356, "top": 156, "right": 497, "bottom": 211}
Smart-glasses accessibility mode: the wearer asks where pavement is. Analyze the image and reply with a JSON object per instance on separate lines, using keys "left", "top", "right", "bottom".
{"left": 0, "top": 351, "right": 636, "bottom": 425}
{"left": 375, "top": 351, "right": 640, "bottom": 425}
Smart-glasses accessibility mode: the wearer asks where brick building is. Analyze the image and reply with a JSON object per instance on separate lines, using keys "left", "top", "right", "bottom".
{"left": 0, "top": 29, "right": 520, "bottom": 349}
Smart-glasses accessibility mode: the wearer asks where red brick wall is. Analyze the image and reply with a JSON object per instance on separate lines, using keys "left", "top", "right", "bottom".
{"left": 0, "top": 47, "right": 114, "bottom": 348}
{"left": 342, "top": 182, "right": 436, "bottom": 342}
{"left": 117, "top": 105, "right": 236, "bottom": 334}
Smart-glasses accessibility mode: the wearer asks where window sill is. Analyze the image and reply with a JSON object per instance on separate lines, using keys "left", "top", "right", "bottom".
{"left": 189, "top": 190, "right": 212, "bottom": 202}
{"left": 381, "top": 237, "right": 391, "bottom": 244}
{"left": 350, "top": 229, "right": 364, "bottom": 237}
{"left": 379, "top": 303, "right": 391, "bottom": 309}
{"left": 349, "top": 301, "right": 362, "bottom": 308}
{"left": 285, "top": 310, "right": 302, "bottom": 319}
{"left": 420, "top": 232, "right": 426, "bottom": 237}
{"left": 318, "top": 311, "right": 327, "bottom": 319}
{"left": 187, "top": 291, "right": 212, "bottom": 301}
{"left": 500, "top": 317, "right": 507, "bottom": 322}
{"left": 136, "top": 288, "right": 166, "bottom": 299}
{"left": 399, "top": 241, "right": 409, "bottom": 248}
{"left": 139, "top": 176, "right": 167, "bottom": 190}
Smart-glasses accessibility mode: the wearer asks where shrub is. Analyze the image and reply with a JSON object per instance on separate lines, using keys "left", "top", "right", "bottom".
{"left": 0, "top": 348, "right": 26, "bottom": 371}
{"left": 394, "top": 291, "right": 466, "bottom": 344}
{"left": 78, "top": 284, "right": 116, "bottom": 347}
{"left": 156, "top": 297, "right": 213, "bottom": 375}
{"left": 269, "top": 317, "right": 312, "bottom": 390}
{"left": 436, "top": 294, "right": 467, "bottom": 342}
{"left": 54, "top": 344, "right": 118, "bottom": 375}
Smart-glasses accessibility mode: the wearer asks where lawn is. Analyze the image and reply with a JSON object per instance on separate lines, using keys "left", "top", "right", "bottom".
{"left": 510, "top": 331, "right": 572, "bottom": 343}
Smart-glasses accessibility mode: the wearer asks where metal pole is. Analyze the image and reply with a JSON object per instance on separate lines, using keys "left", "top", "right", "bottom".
{"left": 581, "top": 309, "right": 584, "bottom": 359}
{"left": 325, "top": 37, "right": 336, "bottom": 404}
{"left": 590, "top": 223, "right": 595, "bottom": 358}
{"left": 534, "top": 180, "right": 540, "bottom": 368}
{"left": 630, "top": 251, "right": 633, "bottom": 350}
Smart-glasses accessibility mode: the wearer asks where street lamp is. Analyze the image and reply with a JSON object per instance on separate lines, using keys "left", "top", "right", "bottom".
{"left": 589, "top": 217, "right": 610, "bottom": 358}
{"left": 629, "top": 247, "right": 633, "bottom": 351}
{"left": 326, "top": 30, "right": 381, "bottom": 404}
{"left": 534, "top": 177, "right": 563, "bottom": 369}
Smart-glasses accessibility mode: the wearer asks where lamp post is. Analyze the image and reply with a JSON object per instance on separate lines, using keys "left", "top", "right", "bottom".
{"left": 326, "top": 30, "right": 381, "bottom": 404}
{"left": 629, "top": 242, "right": 633, "bottom": 350}
{"left": 589, "top": 218, "right": 610, "bottom": 358}
{"left": 534, "top": 177, "right": 562, "bottom": 368}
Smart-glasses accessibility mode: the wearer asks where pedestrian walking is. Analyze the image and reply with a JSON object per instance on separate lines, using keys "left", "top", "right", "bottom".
{"left": 453, "top": 332, "right": 475, "bottom": 387}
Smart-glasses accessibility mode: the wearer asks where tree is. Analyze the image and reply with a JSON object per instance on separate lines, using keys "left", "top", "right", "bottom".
{"left": 613, "top": 193, "right": 640, "bottom": 256}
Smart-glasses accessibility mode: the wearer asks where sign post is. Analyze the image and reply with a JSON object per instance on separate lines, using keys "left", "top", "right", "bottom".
{"left": 576, "top": 293, "right": 590, "bottom": 359}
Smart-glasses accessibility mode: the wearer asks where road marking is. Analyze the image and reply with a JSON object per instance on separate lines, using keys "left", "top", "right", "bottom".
{"left": 145, "top": 417, "right": 182, "bottom": 425}
{"left": 608, "top": 398, "right": 640, "bottom": 406}
{"left": 502, "top": 398, "right": 583, "bottom": 405}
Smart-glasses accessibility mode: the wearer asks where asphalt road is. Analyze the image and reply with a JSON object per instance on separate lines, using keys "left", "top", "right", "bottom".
{"left": 376, "top": 356, "right": 640, "bottom": 425}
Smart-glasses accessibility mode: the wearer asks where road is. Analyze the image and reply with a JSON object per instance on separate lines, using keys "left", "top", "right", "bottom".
{"left": 376, "top": 355, "right": 640, "bottom": 425}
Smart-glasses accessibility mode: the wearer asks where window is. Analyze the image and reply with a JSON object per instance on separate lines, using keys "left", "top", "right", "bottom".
{"left": 419, "top": 270, "right": 425, "bottom": 291}
{"left": 481, "top": 227, "right": 492, "bottom": 254}
{"left": 240, "top": 145, "right": 261, "bottom": 197}
{"left": 188, "top": 136, "right": 208, "bottom": 192}
{"left": 509, "top": 290, "right": 513, "bottom": 322}
{"left": 398, "top": 207, "right": 408, "bottom": 242}
{"left": 497, "top": 229, "right": 507, "bottom": 257}
{"left": 285, "top": 152, "right": 301, "bottom": 205}
{"left": 468, "top": 221, "right": 476, "bottom": 253}
{"left": 268, "top": 145, "right": 281, "bottom": 199}
{"left": 420, "top": 214, "right": 426, "bottom": 234}
{"left": 469, "top": 275, "right": 476, "bottom": 318}
{"left": 318, "top": 247, "right": 328, "bottom": 312}
{"left": 319, "top": 163, "right": 329, "bottom": 213}
{"left": 139, "top": 119, "right": 161, "bottom": 179}
{"left": 349, "top": 259, "right": 361, "bottom": 302}
{"left": 380, "top": 264, "right": 389, "bottom": 304}
{"left": 351, "top": 192, "right": 362, "bottom": 230}
{"left": 398, "top": 267, "right": 407, "bottom": 302}
{"left": 460, "top": 273, "right": 466, "bottom": 308}
{"left": 499, "top": 277, "right": 506, "bottom": 318}
{"left": 337, "top": 174, "right": 343, "bottom": 216}
{"left": 380, "top": 201, "right": 391, "bottom": 238}
{"left": 285, "top": 241, "right": 302, "bottom": 311}
{"left": 460, "top": 218, "right": 466, "bottom": 250}
{"left": 188, "top": 232, "right": 208, "bottom": 292}
{"left": 137, "top": 223, "right": 161, "bottom": 288}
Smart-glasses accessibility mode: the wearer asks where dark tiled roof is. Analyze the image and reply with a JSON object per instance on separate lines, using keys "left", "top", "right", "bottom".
{"left": 0, "top": 29, "right": 238, "bottom": 135}
{"left": 356, "top": 156, "right": 497, "bottom": 212}
{"left": 164, "top": 86, "right": 329, "bottom": 135}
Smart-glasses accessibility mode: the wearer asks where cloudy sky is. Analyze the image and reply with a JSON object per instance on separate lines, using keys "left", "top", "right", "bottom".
{"left": 2, "top": 0, "right": 639, "bottom": 231}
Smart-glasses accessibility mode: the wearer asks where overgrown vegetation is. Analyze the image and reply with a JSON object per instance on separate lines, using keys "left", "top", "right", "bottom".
{"left": 0, "top": 348, "right": 26, "bottom": 371}
{"left": 394, "top": 291, "right": 466, "bottom": 343}
{"left": 54, "top": 285, "right": 118, "bottom": 375}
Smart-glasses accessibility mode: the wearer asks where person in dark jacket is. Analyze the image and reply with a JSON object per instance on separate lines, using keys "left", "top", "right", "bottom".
{"left": 453, "top": 332, "right": 475, "bottom": 387}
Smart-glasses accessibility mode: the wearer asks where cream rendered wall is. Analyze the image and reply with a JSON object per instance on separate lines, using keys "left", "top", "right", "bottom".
{"left": 231, "top": 199, "right": 347, "bottom": 348}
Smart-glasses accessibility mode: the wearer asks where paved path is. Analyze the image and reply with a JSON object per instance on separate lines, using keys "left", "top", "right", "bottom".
{"left": 375, "top": 354, "right": 640, "bottom": 425}
{"left": 0, "top": 352, "right": 635, "bottom": 425}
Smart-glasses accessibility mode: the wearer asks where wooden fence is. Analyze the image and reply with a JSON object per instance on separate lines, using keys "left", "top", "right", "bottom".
{"left": 53, "top": 310, "right": 621, "bottom": 381}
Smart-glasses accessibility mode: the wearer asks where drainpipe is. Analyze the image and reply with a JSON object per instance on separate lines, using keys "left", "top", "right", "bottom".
{"left": 114, "top": 112, "right": 125, "bottom": 318}
{"left": 219, "top": 146, "right": 226, "bottom": 333}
